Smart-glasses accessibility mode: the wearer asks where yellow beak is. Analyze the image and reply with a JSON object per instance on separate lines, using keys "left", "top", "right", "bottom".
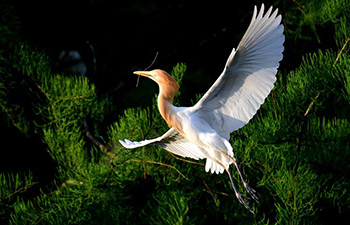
{"left": 133, "top": 71, "right": 153, "bottom": 77}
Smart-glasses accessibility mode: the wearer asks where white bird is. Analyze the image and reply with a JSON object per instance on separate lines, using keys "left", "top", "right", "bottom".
{"left": 120, "top": 4, "right": 284, "bottom": 213}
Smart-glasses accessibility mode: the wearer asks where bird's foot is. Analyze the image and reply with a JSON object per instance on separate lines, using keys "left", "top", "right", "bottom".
{"left": 235, "top": 192, "right": 254, "bottom": 214}
{"left": 227, "top": 168, "right": 255, "bottom": 214}
{"left": 231, "top": 157, "right": 259, "bottom": 203}
{"left": 243, "top": 182, "right": 259, "bottom": 203}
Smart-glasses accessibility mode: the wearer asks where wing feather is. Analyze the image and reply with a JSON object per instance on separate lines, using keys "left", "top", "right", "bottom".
{"left": 192, "top": 4, "right": 284, "bottom": 138}
{"left": 119, "top": 128, "right": 207, "bottom": 160}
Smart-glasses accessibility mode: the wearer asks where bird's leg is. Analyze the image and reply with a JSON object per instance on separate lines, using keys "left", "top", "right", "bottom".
{"left": 226, "top": 168, "right": 254, "bottom": 214}
{"left": 211, "top": 157, "right": 254, "bottom": 213}
{"left": 231, "top": 155, "right": 259, "bottom": 203}
{"left": 211, "top": 147, "right": 259, "bottom": 203}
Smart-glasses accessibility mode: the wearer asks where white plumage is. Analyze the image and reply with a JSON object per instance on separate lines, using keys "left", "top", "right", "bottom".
{"left": 119, "top": 4, "right": 284, "bottom": 212}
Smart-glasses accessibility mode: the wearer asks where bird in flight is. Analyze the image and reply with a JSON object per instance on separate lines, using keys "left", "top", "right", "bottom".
{"left": 120, "top": 4, "right": 284, "bottom": 213}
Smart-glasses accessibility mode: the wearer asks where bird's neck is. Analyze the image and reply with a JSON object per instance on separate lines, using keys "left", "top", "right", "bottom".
{"left": 158, "top": 85, "right": 183, "bottom": 134}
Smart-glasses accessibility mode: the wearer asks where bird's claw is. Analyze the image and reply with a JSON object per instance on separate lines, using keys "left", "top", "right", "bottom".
{"left": 243, "top": 182, "right": 259, "bottom": 203}
{"left": 227, "top": 168, "right": 256, "bottom": 213}
{"left": 235, "top": 192, "right": 254, "bottom": 214}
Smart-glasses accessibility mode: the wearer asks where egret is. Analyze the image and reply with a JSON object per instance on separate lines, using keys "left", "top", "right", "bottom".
{"left": 120, "top": 4, "right": 284, "bottom": 212}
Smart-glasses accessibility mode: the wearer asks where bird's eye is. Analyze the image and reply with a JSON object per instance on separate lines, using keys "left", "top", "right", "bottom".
{"left": 150, "top": 72, "right": 157, "bottom": 79}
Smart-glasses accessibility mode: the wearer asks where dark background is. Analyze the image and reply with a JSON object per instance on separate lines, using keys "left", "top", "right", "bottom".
{"left": 10, "top": 0, "right": 326, "bottom": 106}
{"left": 12, "top": 0, "right": 292, "bottom": 105}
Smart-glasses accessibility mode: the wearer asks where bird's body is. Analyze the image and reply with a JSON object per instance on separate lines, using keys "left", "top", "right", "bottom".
{"left": 120, "top": 4, "right": 284, "bottom": 213}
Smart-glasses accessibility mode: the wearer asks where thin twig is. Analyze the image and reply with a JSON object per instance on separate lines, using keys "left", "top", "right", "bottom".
{"left": 292, "top": 0, "right": 306, "bottom": 16}
{"left": 255, "top": 160, "right": 278, "bottom": 185}
{"left": 2, "top": 181, "right": 39, "bottom": 200}
{"left": 136, "top": 52, "right": 159, "bottom": 87}
{"left": 36, "top": 90, "right": 95, "bottom": 101}
{"left": 103, "top": 161, "right": 116, "bottom": 186}
{"left": 130, "top": 159, "right": 188, "bottom": 180}
{"left": 58, "top": 93, "right": 94, "bottom": 101}
{"left": 61, "top": 179, "right": 84, "bottom": 188}
{"left": 218, "top": 191, "right": 233, "bottom": 197}
{"left": 46, "top": 179, "right": 84, "bottom": 197}
{"left": 303, "top": 92, "right": 320, "bottom": 116}
{"left": 35, "top": 82, "right": 59, "bottom": 129}
{"left": 292, "top": 0, "right": 320, "bottom": 43}
{"left": 170, "top": 153, "right": 205, "bottom": 167}
{"left": 294, "top": 92, "right": 320, "bottom": 174}
{"left": 138, "top": 128, "right": 147, "bottom": 179}
{"left": 83, "top": 115, "right": 115, "bottom": 158}
{"left": 203, "top": 179, "right": 219, "bottom": 206}
{"left": 334, "top": 37, "right": 350, "bottom": 67}
{"left": 0, "top": 102, "right": 23, "bottom": 132}
{"left": 271, "top": 90, "right": 278, "bottom": 118}
{"left": 144, "top": 52, "right": 159, "bottom": 71}
{"left": 142, "top": 149, "right": 147, "bottom": 179}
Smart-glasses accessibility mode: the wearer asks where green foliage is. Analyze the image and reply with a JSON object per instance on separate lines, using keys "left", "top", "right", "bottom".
{"left": 1, "top": 1, "right": 350, "bottom": 224}
{"left": 0, "top": 173, "right": 37, "bottom": 224}
{"left": 146, "top": 189, "right": 192, "bottom": 225}
{"left": 171, "top": 62, "right": 187, "bottom": 100}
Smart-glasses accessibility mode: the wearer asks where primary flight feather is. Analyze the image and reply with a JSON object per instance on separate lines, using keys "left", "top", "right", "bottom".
{"left": 119, "top": 4, "right": 284, "bottom": 213}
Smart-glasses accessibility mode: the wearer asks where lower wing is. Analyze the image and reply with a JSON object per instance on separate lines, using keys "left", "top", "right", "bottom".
{"left": 119, "top": 127, "right": 207, "bottom": 160}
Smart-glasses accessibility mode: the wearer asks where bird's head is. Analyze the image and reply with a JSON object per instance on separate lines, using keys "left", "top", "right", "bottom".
{"left": 133, "top": 69, "right": 179, "bottom": 100}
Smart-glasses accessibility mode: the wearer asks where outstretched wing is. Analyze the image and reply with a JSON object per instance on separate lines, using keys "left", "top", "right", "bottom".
{"left": 192, "top": 4, "right": 284, "bottom": 139}
{"left": 119, "top": 128, "right": 207, "bottom": 160}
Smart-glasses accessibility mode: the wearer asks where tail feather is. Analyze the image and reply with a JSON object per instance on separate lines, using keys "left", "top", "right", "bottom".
{"left": 205, "top": 158, "right": 225, "bottom": 174}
